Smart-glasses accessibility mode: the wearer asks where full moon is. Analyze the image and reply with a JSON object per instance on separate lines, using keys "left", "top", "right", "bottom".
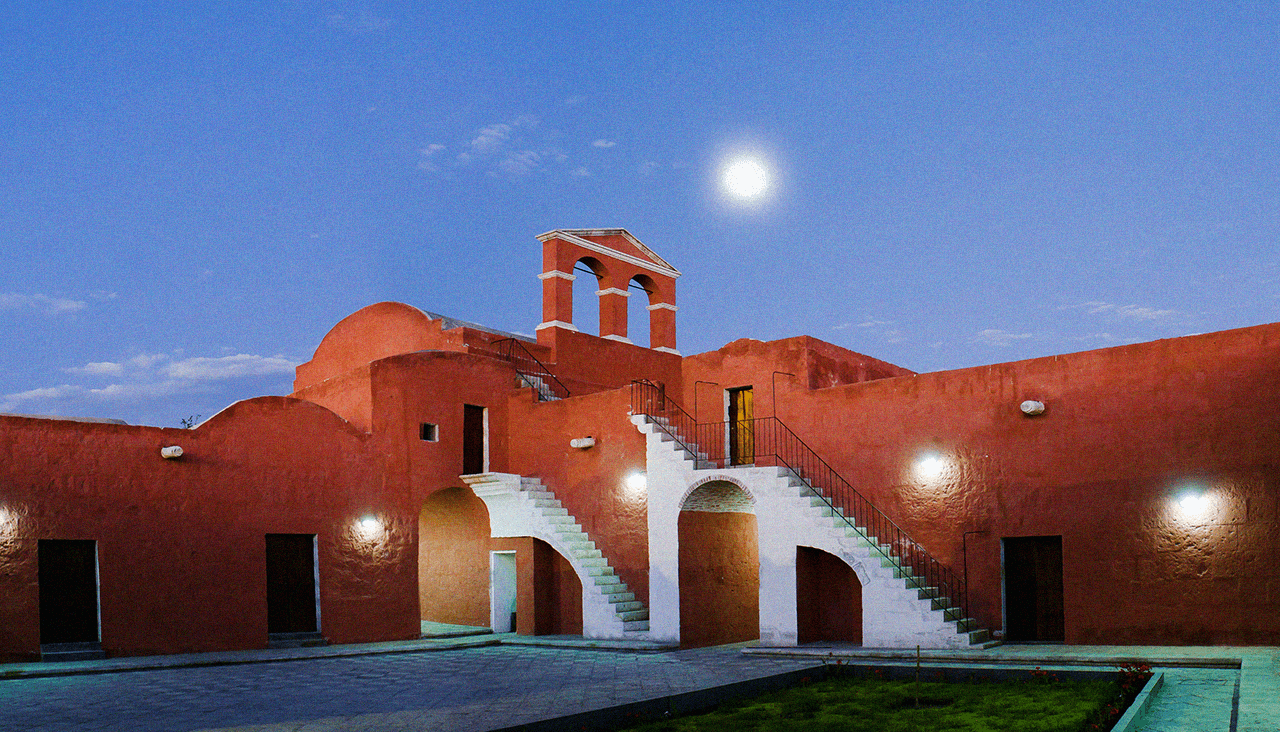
{"left": 723, "top": 158, "right": 768, "bottom": 198}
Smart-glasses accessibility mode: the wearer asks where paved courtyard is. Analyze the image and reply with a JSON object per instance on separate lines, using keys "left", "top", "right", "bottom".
{"left": 0, "top": 644, "right": 817, "bottom": 732}
{"left": 1, "top": 639, "right": 1276, "bottom": 731}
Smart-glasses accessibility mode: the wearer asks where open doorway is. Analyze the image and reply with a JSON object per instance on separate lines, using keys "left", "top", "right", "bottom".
{"left": 796, "top": 546, "right": 862, "bottom": 645}
{"left": 38, "top": 539, "right": 100, "bottom": 646}
{"left": 678, "top": 481, "right": 759, "bottom": 648}
{"left": 462, "top": 404, "right": 487, "bottom": 475}
{"left": 490, "top": 551, "right": 517, "bottom": 632}
{"left": 1003, "top": 535, "right": 1064, "bottom": 642}
{"left": 265, "top": 534, "right": 320, "bottom": 636}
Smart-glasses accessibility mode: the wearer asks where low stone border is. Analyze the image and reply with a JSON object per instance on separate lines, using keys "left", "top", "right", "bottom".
{"left": 493, "top": 662, "right": 1130, "bottom": 732}
{"left": 1110, "top": 671, "right": 1165, "bottom": 732}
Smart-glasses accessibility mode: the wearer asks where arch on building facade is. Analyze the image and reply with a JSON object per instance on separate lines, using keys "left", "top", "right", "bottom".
{"left": 676, "top": 478, "right": 759, "bottom": 647}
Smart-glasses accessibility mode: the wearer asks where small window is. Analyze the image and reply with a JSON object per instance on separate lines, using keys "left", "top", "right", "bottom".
{"left": 420, "top": 423, "right": 439, "bottom": 442}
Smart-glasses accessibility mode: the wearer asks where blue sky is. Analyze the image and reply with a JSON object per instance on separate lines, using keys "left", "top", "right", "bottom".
{"left": 2, "top": 2, "right": 1277, "bottom": 426}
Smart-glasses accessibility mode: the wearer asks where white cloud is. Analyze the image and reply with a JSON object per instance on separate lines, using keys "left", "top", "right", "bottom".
{"left": 65, "top": 361, "right": 126, "bottom": 377}
{"left": 2, "top": 351, "right": 299, "bottom": 416}
{"left": 1068, "top": 300, "right": 1178, "bottom": 322}
{"left": 972, "top": 329, "right": 1033, "bottom": 347}
{"left": 494, "top": 150, "right": 541, "bottom": 178}
{"left": 418, "top": 143, "right": 446, "bottom": 172}
{"left": 591, "top": 139, "right": 616, "bottom": 148}
{"left": 163, "top": 354, "right": 298, "bottom": 380}
{"left": 471, "top": 123, "right": 512, "bottom": 153}
{"left": 0, "top": 293, "right": 87, "bottom": 316}
{"left": 570, "top": 167, "right": 591, "bottom": 178}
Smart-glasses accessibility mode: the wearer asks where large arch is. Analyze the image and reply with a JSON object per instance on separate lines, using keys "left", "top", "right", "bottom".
{"left": 418, "top": 487, "right": 491, "bottom": 628}
{"left": 796, "top": 545, "right": 862, "bottom": 645}
{"left": 677, "top": 480, "right": 759, "bottom": 648}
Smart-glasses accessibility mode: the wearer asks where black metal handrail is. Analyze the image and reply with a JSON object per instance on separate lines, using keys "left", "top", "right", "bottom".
{"left": 630, "top": 379, "right": 970, "bottom": 625}
{"left": 478, "top": 338, "right": 571, "bottom": 401}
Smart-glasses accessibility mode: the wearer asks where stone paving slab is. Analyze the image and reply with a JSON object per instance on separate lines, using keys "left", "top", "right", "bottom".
{"left": 0, "top": 644, "right": 819, "bottom": 732}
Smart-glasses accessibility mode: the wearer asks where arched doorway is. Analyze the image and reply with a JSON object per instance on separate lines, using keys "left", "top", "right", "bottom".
{"left": 678, "top": 480, "right": 759, "bottom": 648}
{"left": 418, "top": 487, "right": 491, "bottom": 628}
{"left": 530, "top": 538, "right": 583, "bottom": 635}
{"left": 796, "top": 546, "right": 862, "bottom": 645}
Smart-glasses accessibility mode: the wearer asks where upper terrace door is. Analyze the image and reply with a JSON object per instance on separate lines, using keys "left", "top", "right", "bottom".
{"left": 729, "top": 387, "right": 754, "bottom": 466}
{"left": 463, "top": 405, "right": 487, "bottom": 475}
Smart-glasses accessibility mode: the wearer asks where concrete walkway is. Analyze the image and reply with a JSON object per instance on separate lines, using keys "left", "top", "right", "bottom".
{"left": 0, "top": 637, "right": 1276, "bottom": 731}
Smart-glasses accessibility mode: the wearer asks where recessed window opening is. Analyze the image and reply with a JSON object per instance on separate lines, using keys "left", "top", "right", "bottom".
{"left": 420, "top": 423, "right": 438, "bottom": 442}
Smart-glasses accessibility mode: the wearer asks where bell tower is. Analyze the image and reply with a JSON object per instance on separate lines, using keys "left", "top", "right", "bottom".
{"left": 535, "top": 229, "right": 680, "bottom": 354}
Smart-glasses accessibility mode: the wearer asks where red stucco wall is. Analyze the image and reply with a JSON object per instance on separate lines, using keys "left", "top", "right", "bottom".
{"left": 0, "top": 398, "right": 417, "bottom": 662}
{"left": 774, "top": 324, "right": 1280, "bottom": 645}
{"left": 507, "top": 386, "right": 650, "bottom": 605}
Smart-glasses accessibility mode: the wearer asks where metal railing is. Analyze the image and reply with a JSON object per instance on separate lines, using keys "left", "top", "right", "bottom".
{"left": 630, "top": 379, "right": 970, "bottom": 624}
{"left": 477, "top": 338, "right": 570, "bottom": 401}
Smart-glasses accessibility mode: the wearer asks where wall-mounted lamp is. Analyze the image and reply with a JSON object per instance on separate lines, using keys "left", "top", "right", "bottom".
{"left": 915, "top": 453, "right": 946, "bottom": 481}
{"left": 1177, "top": 490, "right": 1210, "bottom": 517}
{"left": 625, "top": 473, "right": 647, "bottom": 492}
{"left": 160, "top": 446, "right": 184, "bottom": 459}
{"left": 1020, "top": 400, "right": 1046, "bottom": 416}
{"left": 570, "top": 437, "right": 596, "bottom": 449}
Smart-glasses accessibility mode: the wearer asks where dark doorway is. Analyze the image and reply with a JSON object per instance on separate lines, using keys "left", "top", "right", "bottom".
{"left": 265, "top": 534, "right": 318, "bottom": 634}
{"left": 38, "top": 539, "right": 100, "bottom": 644}
{"left": 796, "top": 546, "right": 862, "bottom": 645}
{"left": 728, "top": 386, "right": 754, "bottom": 466}
{"left": 1003, "top": 535, "right": 1065, "bottom": 642}
{"left": 463, "top": 404, "right": 486, "bottom": 475}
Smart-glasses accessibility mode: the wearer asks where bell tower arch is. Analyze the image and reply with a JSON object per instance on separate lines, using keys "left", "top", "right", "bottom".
{"left": 535, "top": 229, "right": 681, "bottom": 354}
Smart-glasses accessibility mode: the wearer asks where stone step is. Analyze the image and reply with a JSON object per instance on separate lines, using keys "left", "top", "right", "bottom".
{"left": 623, "top": 620, "right": 650, "bottom": 632}
{"left": 593, "top": 575, "right": 623, "bottom": 587}
{"left": 571, "top": 548, "right": 603, "bottom": 559}
{"left": 544, "top": 515, "right": 576, "bottom": 525}
{"left": 530, "top": 498, "right": 562, "bottom": 508}
{"left": 619, "top": 609, "right": 649, "bottom": 621}
{"left": 585, "top": 566, "right": 615, "bottom": 577}
{"left": 523, "top": 490, "right": 555, "bottom": 500}
{"left": 578, "top": 557, "right": 608, "bottom": 568}
{"left": 968, "top": 629, "right": 991, "bottom": 645}
{"left": 612, "top": 600, "right": 645, "bottom": 612}
{"left": 603, "top": 589, "right": 636, "bottom": 602}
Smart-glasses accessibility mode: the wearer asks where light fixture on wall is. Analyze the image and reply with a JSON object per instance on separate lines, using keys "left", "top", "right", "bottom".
{"left": 914, "top": 453, "right": 946, "bottom": 481}
{"left": 160, "top": 445, "right": 184, "bottom": 459}
{"left": 1020, "top": 400, "right": 1046, "bottom": 416}
{"left": 625, "top": 472, "right": 647, "bottom": 492}
{"left": 570, "top": 436, "right": 596, "bottom": 449}
{"left": 358, "top": 515, "right": 381, "bottom": 532}
{"left": 1177, "top": 489, "right": 1211, "bottom": 517}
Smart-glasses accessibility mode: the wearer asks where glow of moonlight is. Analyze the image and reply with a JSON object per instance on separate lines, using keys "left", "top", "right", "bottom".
{"left": 723, "top": 158, "right": 768, "bottom": 199}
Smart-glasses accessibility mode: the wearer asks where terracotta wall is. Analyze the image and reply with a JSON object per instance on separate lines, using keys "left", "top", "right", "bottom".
{"left": 0, "top": 398, "right": 417, "bottom": 662}
{"left": 774, "top": 323, "right": 1280, "bottom": 645}
{"left": 677, "top": 511, "right": 759, "bottom": 648}
{"left": 680, "top": 336, "right": 910, "bottom": 423}
{"left": 507, "top": 386, "right": 650, "bottom": 604}
{"left": 417, "top": 487, "right": 491, "bottom": 627}
{"left": 537, "top": 327, "right": 683, "bottom": 396}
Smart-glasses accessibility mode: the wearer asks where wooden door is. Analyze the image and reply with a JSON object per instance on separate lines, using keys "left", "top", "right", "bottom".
{"left": 38, "top": 539, "right": 100, "bottom": 644}
{"left": 266, "top": 534, "right": 318, "bottom": 634}
{"left": 728, "top": 387, "right": 754, "bottom": 466}
{"left": 1003, "top": 535, "right": 1065, "bottom": 642}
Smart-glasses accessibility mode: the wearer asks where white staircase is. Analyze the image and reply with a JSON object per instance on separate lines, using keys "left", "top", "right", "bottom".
{"left": 464, "top": 473, "right": 650, "bottom": 639}
{"left": 633, "top": 413, "right": 993, "bottom": 649}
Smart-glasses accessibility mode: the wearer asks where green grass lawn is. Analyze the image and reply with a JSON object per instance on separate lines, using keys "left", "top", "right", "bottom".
{"left": 622, "top": 675, "right": 1122, "bottom": 732}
